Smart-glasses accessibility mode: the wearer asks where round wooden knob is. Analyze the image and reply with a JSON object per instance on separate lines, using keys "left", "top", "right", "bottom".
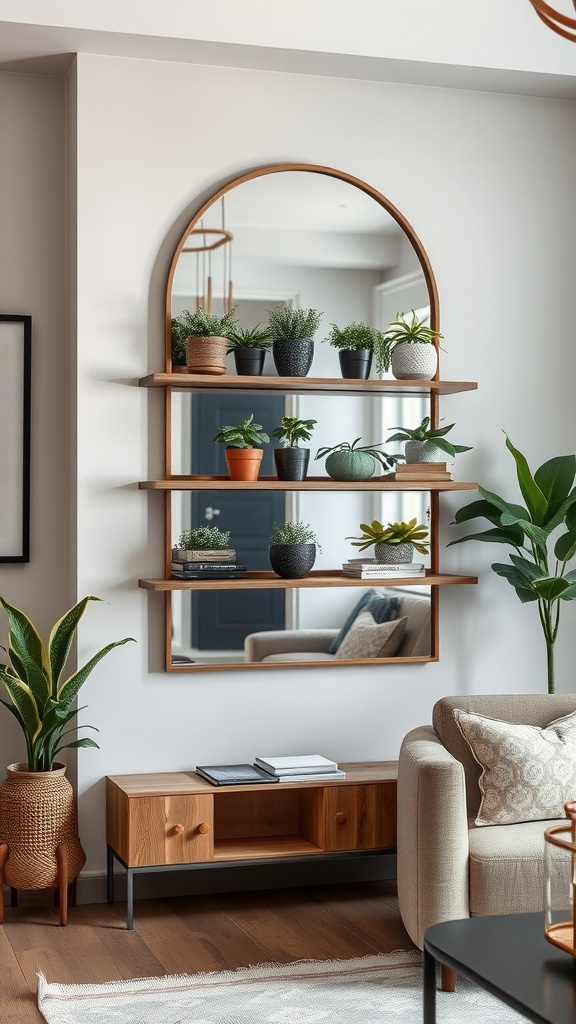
{"left": 335, "top": 812, "right": 347, "bottom": 825}
{"left": 170, "top": 823, "right": 184, "bottom": 836}
{"left": 198, "top": 822, "right": 210, "bottom": 834}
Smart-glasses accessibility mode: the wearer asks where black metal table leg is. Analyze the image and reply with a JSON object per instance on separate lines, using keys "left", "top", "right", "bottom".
{"left": 126, "top": 867, "right": 134, "bottom": 930}
{"left": 423, "top": 946, "right": 437, "bottom": 1024}
{"left": 107, "top": 846, "right": 114, "bottom": 905}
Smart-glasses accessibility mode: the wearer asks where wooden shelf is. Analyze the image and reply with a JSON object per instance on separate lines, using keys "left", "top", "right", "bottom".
{"left": 138, "top": 372, "right": 478, "bottom": 397}
{"left": 139, "top": 476, "right": 478, "bottom": 492}
{"left": 139, "top": 571, "right": 478, "bottom": 592}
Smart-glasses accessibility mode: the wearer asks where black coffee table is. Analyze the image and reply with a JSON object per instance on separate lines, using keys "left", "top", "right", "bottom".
{"left": 424, "top": 912, "right": 576, "bottom": 1024}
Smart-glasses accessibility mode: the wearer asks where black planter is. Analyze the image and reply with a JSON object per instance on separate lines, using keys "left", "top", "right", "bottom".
{"left": 338, "top": 348, "right": 372, "bottom": 379}
{"left": 272, "top": 338, "right": 314, "bottom": 378}
{"left": 233, "top": 348, "right": 266, "bottom": 376}
{"left": 273, "top": 448, "right": 310, "bottom": 481}
{"left": 269, "top": 543, "right": 316, "bottom": 579}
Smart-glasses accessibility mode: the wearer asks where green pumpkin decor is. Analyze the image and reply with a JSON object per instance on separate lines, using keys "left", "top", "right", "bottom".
{"left": 315, "top": 438, "right": 400, "bottom": 482}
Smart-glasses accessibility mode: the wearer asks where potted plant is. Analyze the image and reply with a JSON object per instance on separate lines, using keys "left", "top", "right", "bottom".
{"left": 324, "top": 321, "right": 387, "bottom": 379}
{"left": 315, "top": 437, "right": 400, "bottom": 481}
{"left": 272, "top": 416, "right": 317, "bottom": 481}
{"left": 449, "top": 436, "right": 576, "bottom": 694}
{"left": 387, "top": 416, "right": 472, "bottom": 463}
{"left": 173, "top": 525, "right": 234, "bottom": 563}
{"left": 214, "top": 413, "right": 270, "bottom": 481}
{"left": 347, "top": 518, "right": 429, "bottom": 563}
{"left": 266, "top": 306, "right": 323, "bottom": 378}
{"left": 269, "top": 521, "right": 319, "bottom": 578}
{"left": 170, "top": 318, "right": 189, "bottom": 373}
{"left": 171, "top": 306, "right": 238, "bottom": 375}
{"left": 226, "top": 325, "right": 272, "bottom": 377}
{"left": 0, "top": 596, "right": 134, "bottom": 922}
{"left": 382, "top": 309, "right": 443, "bottom": 380}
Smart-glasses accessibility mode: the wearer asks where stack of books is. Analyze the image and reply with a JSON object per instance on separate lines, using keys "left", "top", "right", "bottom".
{"left": 171, "top": 561, "right": 247, "bottom": 580}
{"left": 386, "top": 462, "right": 454, "bottom": 482}
{"left": 253, "top": 754, "right": 346, "bottom": 783}
{"left": 342, "top": 558, "right": 426, "bottom": 579}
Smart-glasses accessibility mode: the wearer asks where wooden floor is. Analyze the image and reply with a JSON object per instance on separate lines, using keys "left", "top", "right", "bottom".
{"left": 1, "top": 880, "right": 413, "bottom": 1023}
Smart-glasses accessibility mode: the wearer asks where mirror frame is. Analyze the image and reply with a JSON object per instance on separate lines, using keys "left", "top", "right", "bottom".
{"left": 163, "top": 163, "right": 441, "bottom": 672}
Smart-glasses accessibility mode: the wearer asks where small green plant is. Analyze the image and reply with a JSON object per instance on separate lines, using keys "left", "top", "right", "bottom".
{"left": 387, "top": 417, "right": 472, "bottom": 458}
{"left": 0, "top": 596, "right": 134, "bottom": 772}
{"left": 347, "top": 518, "right": 429, "bottom": 553}
{"left": 226, "top": 325, "right": 272, "bottom": 353}
{"left": 176, "top": 526, "right": 231, "bottom": 551}
{"left": 325, "top": 322, "right": 387, "bottom": 374}
{"left": 266, "top": 307, "right": 323, "bottom": 341}
{"left": 272, "top": 416, "right": 317, "bottom": 448}
{"left": 381, "top": 310, "right": 443, "bottom": 371}
{"left": 270, "top": 521, "right": 319, "bottom": 546}
{"left": 214, "top": 413, "right": 270, "bottom": 449}
{"left": 315, "top": 438, "right": 400, "bottom": 471}
{"left": 171, "top": 306, "right": 238, "bottom": 348}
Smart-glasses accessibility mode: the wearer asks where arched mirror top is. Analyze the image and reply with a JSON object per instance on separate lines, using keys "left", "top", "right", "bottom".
{"left": 165, "top": 163, "right": 439, "bottom": 371}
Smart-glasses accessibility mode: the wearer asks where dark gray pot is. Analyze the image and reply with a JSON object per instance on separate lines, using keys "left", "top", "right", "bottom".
{"left": 274, "top": 448, "right": 310, "bottom": 481}
{"left": 269, "top": 543, "right": 316, "bottom": 579}
{"left": 338, "top": 348, "right": 372, "bottom": 379}
{"left": 272, "top": 338, "right": 314, "bottom": 378}
{"left": 233, "top": 348, "right": 266, "bottom": 376}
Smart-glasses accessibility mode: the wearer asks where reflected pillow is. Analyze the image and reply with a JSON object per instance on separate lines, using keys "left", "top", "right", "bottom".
{"left": 335, "top": 610, "right": 407, "bottom": 660}
{"left": 328, "top": 590, "right": 401, "bottom": 654}
{"left": 453, "top": 708, "right": 576, "bottom": 826}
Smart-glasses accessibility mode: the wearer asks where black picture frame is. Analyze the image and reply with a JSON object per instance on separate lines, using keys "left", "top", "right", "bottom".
{"left": 0, "top": 314, "right": 31, "bottom": 563}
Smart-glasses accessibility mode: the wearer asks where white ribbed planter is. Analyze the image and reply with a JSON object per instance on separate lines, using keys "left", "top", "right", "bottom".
{"left": 391, "top": 342, "right": 437, "bottom": 381}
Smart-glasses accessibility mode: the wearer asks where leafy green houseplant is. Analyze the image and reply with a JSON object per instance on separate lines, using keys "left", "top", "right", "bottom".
{"left": 266, "top": 306, "right": 324, "bottom": 378}
{"left": 315, "top": 438, "right": 400, "bottom": 482}
{"left": 272, "top": 417, "right": 317, "bottom": 482}
{"left": 269, "top": 522, "right": 319, "bottom": 579}
{"left": 449, "top": 436, "right": 576, "bottom": 694}
{"left": 387, "top": 416, "right": 472, "bottom": 463}
{"left": 325, "top": 321, "right": 387, "bottom": 379}
{"left": 226, "top": 326, "right": 272, "bottom": 377}
{"left": 382, "top": 310, "right": 443, "bottom": 380}
{"left": 173, "top": 526, "right": 232, "bottom": 562}
{"left": 214, "top": 413, "right": 270, "bottom": 481}
{"left": 347, "top": 518, "right": 429, "bottom": 564}
{"left": 171, "top": 306, "right": 238, "bottom": 374}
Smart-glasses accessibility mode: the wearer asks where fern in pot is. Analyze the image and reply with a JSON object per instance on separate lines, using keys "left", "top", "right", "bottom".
{"left": 266, "top": 306, "right": 323, "bottom": 378}
{"left": 324, "top": 321, "right": 387, "bottom": 380}
{"left": 269, "top": 521, "right": 319, "bottom": 579}
{"left": 272, "top": 416, "right": 317, "bottom": 481}
{"left": 172, "top": 306, "right": 238, "bottom": 375}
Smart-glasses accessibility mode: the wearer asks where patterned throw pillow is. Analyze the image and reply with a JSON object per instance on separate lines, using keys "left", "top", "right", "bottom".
{"left": 335, "top": 610, "right": 407, "bottom": 660}
{"left": 327, "top": 590, "right": 401, "bottom": 654}
{"left": 453, "top": 708, "right": 576, "bottom": 826}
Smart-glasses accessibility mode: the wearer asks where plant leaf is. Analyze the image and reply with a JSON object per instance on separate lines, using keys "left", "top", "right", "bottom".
{"left": 48, "top": 596, "right": 101, "bottom": 695}
{"left": 554, "top": 530, "right": 576, "bottom": 562}
{"left": 56, "top": 637, "right": 135, "bottom": 709}
{"left": 534, "top": 455, "right": 576, "bottom": 517}
{"left": 0, "top": 597, "right": 50, "bottom": 705}
{"left": 505, "top": 435, "right": 548, "bottom": 526}
{"left": 531, "top": 577, "right": 570, "bottom": 601}
{"left": 447, "top": 527, "right": 526, "bottom": 547}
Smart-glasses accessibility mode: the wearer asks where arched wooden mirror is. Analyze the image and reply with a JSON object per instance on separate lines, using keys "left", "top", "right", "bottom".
{"left": 162, "top": 164, "right": 445, "bottom": 671}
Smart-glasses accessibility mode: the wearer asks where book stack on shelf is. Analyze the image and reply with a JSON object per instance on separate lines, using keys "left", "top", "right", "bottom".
{"left": 171, "top": 548, "right": 247, "bottom": 580}
{"left": 253, "top": 754, "right": 345, "bottom": 783}
{"left": 195, "top": 763, "right": 279, "bottom": 786}
{"left": 386, "top": 461, "right": 454, "bottom": 482}
{"left": 342, "top": 558, "right": 426, "bottom": 579}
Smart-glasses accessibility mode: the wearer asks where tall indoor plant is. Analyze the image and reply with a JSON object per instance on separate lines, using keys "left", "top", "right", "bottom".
{"left": 449, "top": 436, "right": 576, "bottom": 693}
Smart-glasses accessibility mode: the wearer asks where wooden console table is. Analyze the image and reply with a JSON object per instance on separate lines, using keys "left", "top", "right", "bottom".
{"left": 106, "top": 761, "right": 397, "bottom": 928}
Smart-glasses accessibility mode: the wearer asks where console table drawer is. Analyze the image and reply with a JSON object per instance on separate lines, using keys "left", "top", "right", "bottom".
{"left": 109, "top": 790, "right": 213, "bottom": 866}
{"left": 324, "top": 783, "right": 396, "bottom": 852}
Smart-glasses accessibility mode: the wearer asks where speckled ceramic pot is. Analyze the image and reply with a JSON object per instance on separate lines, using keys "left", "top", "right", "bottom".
{"left": 405, "top": 440, "right": 443, "bottom": 463}
{"left": 269, "top": 543, "right": 316, "bottom": 579}
{"left": 272, "top": 338, "right": 314, "bottom": 378}
{"left": 391, "top": 342, "right": 437, "bottom": 381}
{"left": 374, "top": 542, "right": 413, "bottom": 564}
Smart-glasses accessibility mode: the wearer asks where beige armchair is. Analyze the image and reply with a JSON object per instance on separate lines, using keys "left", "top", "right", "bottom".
{"left": 397, "top": 693, "right": 576, "bottom": 988}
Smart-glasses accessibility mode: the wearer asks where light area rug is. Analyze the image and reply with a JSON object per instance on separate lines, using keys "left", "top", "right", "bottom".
{"left": 38, "top": 950, "right": 525, "bottom": 1024}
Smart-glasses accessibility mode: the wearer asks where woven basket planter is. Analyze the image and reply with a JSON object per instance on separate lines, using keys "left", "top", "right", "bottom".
{"left": 0, "top": 762, "right": 86, "bottom": 891}
{"left": 390, "top": 342, "right": 437, "bottom": 381}
{"left": 186, "top": 335, "right": 228, "bottom": 375}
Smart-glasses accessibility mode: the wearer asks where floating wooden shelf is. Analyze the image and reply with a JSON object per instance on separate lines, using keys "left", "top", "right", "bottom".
{"left": 138, "top": 372, "right": 478, "bottom": 397}
{"left": 139, "top": 571, "right": 478, "bottom": 592}
{"left": 139, "top": 476, "right": 478, "bottom": 492}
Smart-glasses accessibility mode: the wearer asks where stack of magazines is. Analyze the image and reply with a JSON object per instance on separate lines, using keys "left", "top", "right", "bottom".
{"left": 342, "top": 558, "right": 426, "bottom": 579}
{"left": 253, "top": 754, "right": 346, "bottom": 782}
{"left": 171, "top": 548, "right": 247, "bottom": 580}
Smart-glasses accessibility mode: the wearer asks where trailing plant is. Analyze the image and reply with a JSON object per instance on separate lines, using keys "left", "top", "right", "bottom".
{"left": 272, "top": 416, "right": 317, "bottom": 448}
{"left": 387, "top": 417, "right": 472, "bottom": 458}
{"left": 176, "top": 526, "right": 231, "bottom": 551}
{"left": 171, "top": 306, "right": 238, "bottom": 346}
{"left": 270, "top": 521, "right": 319, "bottom": 546}
{"left": 381, "top": 310, "right": 443, "bottom": 372}
{"left": 226, "top": 325, "right": 272, "bottom": 352}
{"left": 448, "top": 435, "right": 576, "bottom": 694}
{"left": 214, "top": 413, "right": 270, "bottom": 449}
{"left": 266, "top": 306, "right": 323, "bottom": 341}
{"left": 325, "top": 321, "right": 387, "bottom": 374}
{"left": 347, "top": 518, "right": 429, "bottom": 553}
{"left": 315, "top": 438, "right": 400, "bottom": 472}
{"left": 0, "top": 596, "right": 134, "bottom": 772}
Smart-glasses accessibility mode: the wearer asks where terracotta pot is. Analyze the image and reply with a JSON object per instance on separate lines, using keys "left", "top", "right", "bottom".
{"left": 186, "top": 336, "right": 228, "bottom": 375}
{"left": 224, "top": 447, "right": 264, "bottom": 481}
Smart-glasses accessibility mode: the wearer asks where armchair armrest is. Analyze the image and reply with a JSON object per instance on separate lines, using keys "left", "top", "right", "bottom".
{"left": 397, "top": 725, "right": 470, "bottom": 949}
{"left": 244, "top": 629, "right": 338, "bottom": 662}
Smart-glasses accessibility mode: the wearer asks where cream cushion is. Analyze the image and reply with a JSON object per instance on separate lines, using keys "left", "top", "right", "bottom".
{"left": 334, "top": 611, "right": 407, "bottom": 660}
{"left": 453, "top": 708, "right": 576, "bottom": 826}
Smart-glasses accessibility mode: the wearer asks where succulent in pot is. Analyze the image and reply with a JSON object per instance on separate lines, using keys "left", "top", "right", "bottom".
{"left": 315, "top": 437, "right": 400, "bottom": 482}
{"left": 324, "top": 321, "right": 387, "bottom": 379}
{"left": 172, "top": 306, "right": 238, "bottom": 375}
{"left": 347, "top": 518, "right": 430, "bottom": 564}
{"left": 226, "top": 325, "right": 272, "bottom": 377}
{"left": 272, "top": 416, "right": 317, "bottom": 481}
{"left": 266, "top": 306, "right": 323, "bottom": 378}
{"left": 387, "top": 416, "right": 472, "bottom": 463}
{"left": 269, "top": 521, "right": 319, "bottom": 579}
{"left": 382, "top": 309, "right": 443, "bottom": 380}
{"left": 214, "top": 413, "right": 270, "bottom": 481}
{"left": 173, "top": 525, "right": 233, "bottom": 563}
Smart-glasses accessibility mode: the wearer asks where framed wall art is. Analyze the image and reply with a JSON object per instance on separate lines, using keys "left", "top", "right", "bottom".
{"left": 0, "top": 314, "right": 31, "bottom": 562}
